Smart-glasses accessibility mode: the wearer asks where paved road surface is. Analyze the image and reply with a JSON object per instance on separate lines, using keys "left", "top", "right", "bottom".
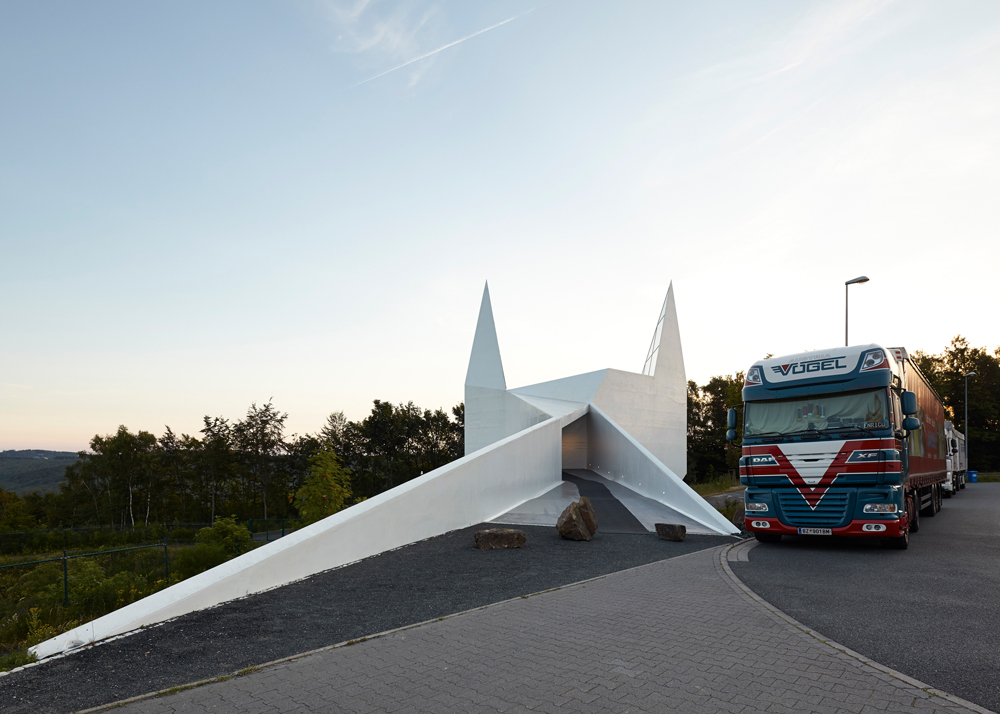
{"left": 110, "top": 546, "right": 985, "bottom": 714}
{"left": 733, "top": 482, "right": 1000, "bottom": 713}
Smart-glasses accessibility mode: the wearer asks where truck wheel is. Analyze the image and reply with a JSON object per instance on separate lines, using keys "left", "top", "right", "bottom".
{"left": 882, "top": 532, "right": 908, "bottom": 550}
{"left": 936, "top": 483, "right": 943, "bottom": 511}
{"left": 960, "top": 478, "right": 966, "bottom": 490}
{"left": 754, "top": 532, "right": 782, "bottom": 544}
{"left": 908, "top": 493, "right": 920, "bottom": 533}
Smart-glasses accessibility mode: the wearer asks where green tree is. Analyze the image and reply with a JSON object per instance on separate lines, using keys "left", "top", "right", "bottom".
{"left": 913, "top": 336, "right": 1000, "bottom": 471}
{"left": 232, "top": 401, "right": 287, "bottom": 521}
{"left": 295, "top": 449, "right": 352, "bottom": 525}
{"left": 0, "top": 488, "right": 37, "bottom": 531}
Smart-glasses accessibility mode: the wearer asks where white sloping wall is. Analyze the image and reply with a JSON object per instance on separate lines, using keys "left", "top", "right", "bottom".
{"left": 587, "top": 404, "right": 739, "bottom": 535}
{"left": 32, "top": 405, "right": 587, "bottom": 661}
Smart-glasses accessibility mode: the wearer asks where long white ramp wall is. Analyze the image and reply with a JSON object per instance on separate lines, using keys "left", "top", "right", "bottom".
{"left": 33, "top": 406, "right": 586, "bottom": 660}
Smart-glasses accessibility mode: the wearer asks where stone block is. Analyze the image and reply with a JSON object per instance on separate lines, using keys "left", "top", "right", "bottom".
{"left": 655, "top": 523, "right": 686, "bottom": 542}
{"left": 474, "top": 528, "right": 527, "bottom": 549}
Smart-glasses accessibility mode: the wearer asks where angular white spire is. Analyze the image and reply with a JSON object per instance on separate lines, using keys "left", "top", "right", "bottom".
{"left": 465, "top": 282, "right": 506, "bottom": 390}
{"left": 642, "top": 283, "right": 685, "bottom": 383}
{"left": 652, "top": 282, "right": 685, "bottom": 384}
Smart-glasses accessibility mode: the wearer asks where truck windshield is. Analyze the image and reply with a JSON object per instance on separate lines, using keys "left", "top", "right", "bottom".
{"left": 744, "top": 388, "right": 889, "bottom": 437}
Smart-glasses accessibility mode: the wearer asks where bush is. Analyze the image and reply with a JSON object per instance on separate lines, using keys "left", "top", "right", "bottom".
{"left": 168, "top": 527, "right": 195, "bottom": 541}
{"left": 194, "top": 516, "right": 256, "bottom": 558}
{"left": 171, "top": 543, "right": 228, "bottom": 580}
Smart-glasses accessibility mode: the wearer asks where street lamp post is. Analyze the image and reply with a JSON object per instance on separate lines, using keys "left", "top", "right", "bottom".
{"left": 964, "top": 371, "right": 976, "bottom": 472}
{"left": 845, "top": 276, "right": 869, "bottom": 346}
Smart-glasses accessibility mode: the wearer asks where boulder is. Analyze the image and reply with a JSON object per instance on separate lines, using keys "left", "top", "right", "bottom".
{"left": 577, "top": 497, "right": 598, "bottom": 534}
{"left": 655, "top": 523, "right": 686, "bottom": 542}
{"left": 557, "top": 502, "right": 592, "bottom": 541}
{"left": 474, "top": 528, "right": 527, "bottom": 549}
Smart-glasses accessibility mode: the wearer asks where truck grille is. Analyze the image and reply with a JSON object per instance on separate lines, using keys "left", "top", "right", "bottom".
{"left": 777, "top": 491, "right": 851, "bottom": 527}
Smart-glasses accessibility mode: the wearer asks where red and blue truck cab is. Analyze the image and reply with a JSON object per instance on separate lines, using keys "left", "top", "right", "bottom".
{"left": 729, "top": 344, "right": 948, "bottom": 550}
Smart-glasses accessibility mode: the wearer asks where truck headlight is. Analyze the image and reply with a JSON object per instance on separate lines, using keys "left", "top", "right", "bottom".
{"left": 745, "top": 502, "right": 768, "bottom": 512}
{"left": 863, "top": 503, "right": 896, "bottom": 513}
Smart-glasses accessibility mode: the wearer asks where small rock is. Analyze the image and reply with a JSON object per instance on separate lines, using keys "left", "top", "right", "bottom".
{"left": 557, "top": 502, "right": 592, "bottom": 541}
{"left": 655, "top": 523, "right": 686, "bottom": 542}
{"left": 474, "top": 528, "right": 527, "bottom": 549}
{"left": 731, "top": 506, "right": 746, "bottom": 531}
{"left": 577, "top": 496, "right": 598, "bottom": 534}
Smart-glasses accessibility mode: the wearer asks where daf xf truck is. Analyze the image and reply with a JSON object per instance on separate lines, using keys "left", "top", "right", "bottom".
{"left": 728, "top": 345, "right": 948, "bottom": 549}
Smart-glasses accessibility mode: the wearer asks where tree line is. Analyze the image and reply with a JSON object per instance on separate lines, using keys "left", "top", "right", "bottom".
{"left": 1, "top": 336, "right": 994, "bottom": 532}
{"left": 913, "top": 336, "right": 999, "bottom": 471}
{"left": 0, "top": 400, "right": 463, "bottom": 531}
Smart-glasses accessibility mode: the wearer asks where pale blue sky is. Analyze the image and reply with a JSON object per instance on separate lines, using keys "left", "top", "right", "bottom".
{"left": 3, "top": 1, "right": 999, "bottom": 450}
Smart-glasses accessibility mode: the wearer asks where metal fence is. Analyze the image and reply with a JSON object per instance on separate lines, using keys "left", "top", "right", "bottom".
{"left": 0, "top": 524, "right": 212, "bottom": 556}
{"left": 247, "top": 519, "right": 300, "bottom": 542}
{"left": 0, "top": 542, "right": 171, "bottom": 606}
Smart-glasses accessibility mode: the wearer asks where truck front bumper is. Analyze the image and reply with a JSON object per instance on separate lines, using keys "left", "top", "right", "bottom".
{"left": 746, "top": 518, "right": 906, "bottom": 537}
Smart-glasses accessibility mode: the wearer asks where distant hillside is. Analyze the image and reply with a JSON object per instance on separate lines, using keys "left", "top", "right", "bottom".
{"left": 0, "top": 450, "right": 79, "bottom": 495}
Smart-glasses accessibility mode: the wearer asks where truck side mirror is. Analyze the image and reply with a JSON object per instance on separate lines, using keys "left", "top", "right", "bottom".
{"left": 901, "top": 391, "right": 918, "bottom": 416}
{"left": 727, "top": 408, "right": 737, "bottom": 430}
{"left": 726, "top": 429, "right": 737, "bottom": 441}
{"left": 951, "top": 438, "right": 957, "bottom": 449}
{"left": 903, "top": 416, "right": 920, "bottom": 431}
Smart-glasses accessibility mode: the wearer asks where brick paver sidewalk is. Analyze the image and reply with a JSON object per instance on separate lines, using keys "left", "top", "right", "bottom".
{"left": 108, "top": 546, "right": 989, "bottom": 714}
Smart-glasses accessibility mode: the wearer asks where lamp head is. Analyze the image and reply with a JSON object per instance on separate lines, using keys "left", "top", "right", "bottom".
{"left": 965, "top": 371, "right": 977, "bottom": 377}
{"left": 845, "top": 276, "right": 870, "bottom": 285}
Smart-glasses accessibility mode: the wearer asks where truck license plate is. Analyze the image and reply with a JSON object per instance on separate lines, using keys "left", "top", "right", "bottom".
{"left": 798, "top": 527, "right": 832, "bottom": 535}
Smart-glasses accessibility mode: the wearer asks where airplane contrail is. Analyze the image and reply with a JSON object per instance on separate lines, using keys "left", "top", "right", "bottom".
{"left": 352, "top": 9, "right": 535, "bottom": 88}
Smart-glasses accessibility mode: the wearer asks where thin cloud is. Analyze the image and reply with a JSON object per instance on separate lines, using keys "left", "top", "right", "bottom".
{"left": 351, "top": 9, "right": 534, "bottom": 87}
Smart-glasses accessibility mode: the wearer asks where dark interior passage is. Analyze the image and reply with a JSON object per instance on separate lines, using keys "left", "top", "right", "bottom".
{"left": 562, "top": 471, "right": 648, "bottom": 534}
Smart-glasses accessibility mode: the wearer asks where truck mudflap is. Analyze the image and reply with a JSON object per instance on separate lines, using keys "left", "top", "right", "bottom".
{"left": 746, "top": 517, "right": 907, "bottom": 537}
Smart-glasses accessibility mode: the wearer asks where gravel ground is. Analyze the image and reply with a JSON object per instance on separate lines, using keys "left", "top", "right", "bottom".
{"left": 2, "top": 524, "right": 732, "bottom": 714}
{"left": 732, "top": 482, "right": 1000, "bottom": 713}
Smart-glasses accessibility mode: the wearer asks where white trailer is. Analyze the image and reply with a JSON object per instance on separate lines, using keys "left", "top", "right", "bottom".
{"left": 944, "top": 421, "right": 967, "bottom": 496}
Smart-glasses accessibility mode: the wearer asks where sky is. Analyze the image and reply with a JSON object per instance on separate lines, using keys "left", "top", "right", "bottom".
{"left": 2, "top": 0, "right": 999, "bottom": 451}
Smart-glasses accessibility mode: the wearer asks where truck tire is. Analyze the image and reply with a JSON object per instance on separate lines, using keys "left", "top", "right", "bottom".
{"left": 908, "top": 493, "right": 920, "bottom": 533}
{"left": 882, "top": 531, "right": 908, "bottom": 549}
{"left": 754, "top": 532, "right": 782, "bottom": 544}
{"left": 960, "top": 478, "right": 966, "bottom": 490}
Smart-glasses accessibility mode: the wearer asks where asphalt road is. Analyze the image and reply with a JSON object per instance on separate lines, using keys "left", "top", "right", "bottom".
{"left": 732, "top": 482, "right": 1000, "bottom": 713}
{"left": 1, "top": 524, "right": 730, "bottom": 714}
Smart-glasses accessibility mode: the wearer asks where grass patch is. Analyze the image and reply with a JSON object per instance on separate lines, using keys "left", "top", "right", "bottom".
{"left": 974, "top": 472, "right": 1000, "bottom": 482}
{"left": 0, "top": 646, "right": 36, "bottom": 672}
{"left": 237, "top": 666, "right": 260, "bottom": 677}
{"left": 689, "top": 474, "right": 742, "bottom": 497}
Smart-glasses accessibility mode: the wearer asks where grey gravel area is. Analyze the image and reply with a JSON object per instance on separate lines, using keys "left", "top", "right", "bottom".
{"left": 732, "top": 482, "right": 1000, "bottom": 713}
{"left": 1, "top": 523, "right": 731, "bottom": 714}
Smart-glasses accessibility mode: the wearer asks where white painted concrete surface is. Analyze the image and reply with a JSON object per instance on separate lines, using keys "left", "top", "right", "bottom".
{"left": 32, "top": 405, "right": 586, "bottom": 660}
{"left": 587, "top": 405, "right": 738, "bottom": 535}
{"left": 489, "top": 481, "right": 581, "bottom": 527}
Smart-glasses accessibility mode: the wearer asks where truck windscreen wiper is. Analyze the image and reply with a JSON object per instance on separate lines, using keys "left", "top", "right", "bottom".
{"left": 829, "top": 426, "right": 880, "bottom": 438}
{"left": 745, "top": 431, "right": 785, "bottom": 442}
